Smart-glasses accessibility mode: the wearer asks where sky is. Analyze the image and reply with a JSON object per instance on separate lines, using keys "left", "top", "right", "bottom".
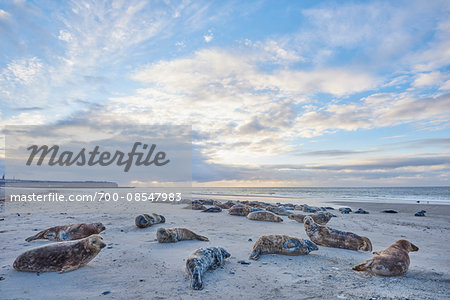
{"left": 0, "top": 0, "right": 449, "bottom": 187}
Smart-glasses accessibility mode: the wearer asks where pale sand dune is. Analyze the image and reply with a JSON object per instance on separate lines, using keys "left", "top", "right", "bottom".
{"left": 0, "top": 200, "right": 449, "bottom": 299}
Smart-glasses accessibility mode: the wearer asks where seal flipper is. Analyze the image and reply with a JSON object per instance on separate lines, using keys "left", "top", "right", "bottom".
{"left": 282, "top": 238, "right": 301, "bottom": 251}
{"left": 25, "top": 231, "right": 46, "bottom": 242}
{"left": 59, "top": 264, "right": 81, "bottom": 274}
{"left": 352, "top": 259, "right": 373, "bottom": 272}
{"left": 194, "top": 233, "right": 209, "bottom": 241}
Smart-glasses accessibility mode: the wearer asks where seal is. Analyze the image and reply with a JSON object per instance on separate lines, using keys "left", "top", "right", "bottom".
{"left": 25, "top": 223, "right": 105, "bottom": 242}
{"left": 14, "top": 234, "right": 106, "bottom": 273}
{"left": 302, "top": 204, "right": 323, "bottom": 213}
{"left": 191, "top": 200, "right": 207, "bottom": 210}
{"left": 288, "top": 211, "right": 333, "bottom": 225}
{"left": 246, "top": 211, "right": 283, "bottom": 222}
{"left": 353, "top": 239, "right": 418, "bottom": 276}
{"left": 303, "top": 216, "right": 372, "bottom": 251}
{"left": 414, "top": 210, "right": 426, "bottom": 217}
{"left": 266, "top": 206, "right": 292, "bottom": 216}
{"left": 228, "top": 204, "right": 252, "bottom": 216}
{"left": 213, "top": 200, "right": 235, "bottom": 209}
{"left": 202, "top": 206, "right": 222, "bottom": 213}
{"left": 135, "top": 213, "right": 165, "bottom": 228}
{"left": 382, "top": 209, "right": 398, "bottom": 214}
{"left": 186, "top": 247, "right": 231, "bottom": 290}
{"left": 339, "top": 207, "right": 352, "bottom": 214}
{"left": 157, "top": 227, "right": 209, "bottom": 243}
{"left": 249, "top": 235, "right": 318, "bottom": 260}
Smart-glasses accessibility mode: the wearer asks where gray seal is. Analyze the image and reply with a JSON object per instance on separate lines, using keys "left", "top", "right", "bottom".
{"left": 14, "top": 235, "right": 106, "bottom": 273}
{"left": 249, "top": 235, "right": 318, "bottom": 260}
{"left": 157, "top": 227, "right": 209, "bottom": 243}
{"left": 135, "top": 213, "right": 165, "bottom": 228}
{"left": 353, "top": 240, "right": 418, "bottom": 276}
{"left": 186, "top": 247, "right": 231, "bottom": 290}
{"left": 304, "top": 216, "right": 372, "bottom": 252}
{"left": 25, "top": 223, "right": 105, "bottom": 242}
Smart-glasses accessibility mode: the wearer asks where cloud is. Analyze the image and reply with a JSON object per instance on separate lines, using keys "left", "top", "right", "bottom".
{"left": 204, "top": 30, "right": 213, "bottom": 43}
{"left": 0, "top": 9, "right": 11, "bottom": 20}
{"left": 413, "top": 71, "right": 445, "bottom": 87}
{"left": 300, "top": 150, "right": 377, "bottom": 157}
{"left": 294, "top": 93, "right": 450, "bottom": 137}
{"left": 438, "top": 80, "right": 450, "bottom": 91}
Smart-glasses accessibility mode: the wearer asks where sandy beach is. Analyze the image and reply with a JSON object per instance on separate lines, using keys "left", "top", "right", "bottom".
{"left": 1, "top": 196, "right": 449, "bottom": 300}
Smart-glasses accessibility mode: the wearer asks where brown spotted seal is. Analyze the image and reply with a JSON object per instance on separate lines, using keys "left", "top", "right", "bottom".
{"left": 135, "top": 213, "right": 165, "bottom": 228}
{"left": 246, "top": 211, "right": 283, "bottom": 222}
{"left": 157, "top": 227, "right": 209, "bottom": 243}
{"left": 353, "top": 239, "right": 418, "bottom": 276}
{"left": 249, "top": 235, "right": 318, "bottom": 260}
{"left": 228, "top": 204, "right": 252, "bottom": 216}
{"left": 186, "top": 247, "right": 231, "bottom": 290}
{"left": 14, "top": 234, "right": 106, "bottom": 273}
{"left": 25, "top": 223, "right": 105, "bottom": 242}
{"left": 288, "top": 212, "right": 333, "bottom": 225}
{"left": 303, "top": 216, "right": 372, "bottom": 251}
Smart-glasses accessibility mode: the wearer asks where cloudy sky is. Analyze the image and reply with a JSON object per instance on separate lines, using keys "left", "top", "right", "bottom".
{"left": 1, "top": 0, "right": 449, "bottom": 186}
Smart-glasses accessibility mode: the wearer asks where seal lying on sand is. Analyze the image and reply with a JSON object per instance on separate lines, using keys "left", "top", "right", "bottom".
{"left": 186, "top": 247, "right": 231, "bottom": 290}
{"left": 303, "top": 216, "right": 372, "bottom": 251}
{"left": 353, "top": 239, "right": 418, "bottom": 276}
{"left": 135, "top": 213, "right": 165, "bottom": 228}
{"left": 247, "top": 211, "right": 283, "bottom": 222}
{"left": 25, "top": 223, "right": 105, "bottom": 242}
{"left": 266, "top": 206, "right": 292, "bottom": 216}
{"left": 228, "top": 204, "right": 252, "bottom": 216}
{"left": 191, "top": 201, "right": 207, "bottom": 210}
{"left": 14, "top": 235, "right": 106, "bottom": 273}
{"left": 249, "top": 235, "right": 318, "bottom": 260}
{"left": 213, "top": 200, "right": 235, "bottom": 209}
{"left": 157, "top": 228, "right": 209, "bottom": 243}
{"left": 202, "top": 206, "right": 222, "bottom": 213}
{"left": 288, "top": 212, "right": 333, "bottom": 225}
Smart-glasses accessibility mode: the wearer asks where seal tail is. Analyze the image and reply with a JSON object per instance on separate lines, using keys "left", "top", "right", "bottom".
{"left": 194, "top": 234, "right": 209, "bottom": 241}
{"left": 353, "top": 259, "right": 373, "bottom": 272}
{"left": 362, "top": 237, "right": 373, "bottom": 252}
{"left": 25, "top": 231, "right": 44, "bottom": 242}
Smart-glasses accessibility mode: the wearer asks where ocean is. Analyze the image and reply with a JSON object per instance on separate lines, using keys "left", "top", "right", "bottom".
{"left": 193, "top": 186, "right": 450, "bottom": 205}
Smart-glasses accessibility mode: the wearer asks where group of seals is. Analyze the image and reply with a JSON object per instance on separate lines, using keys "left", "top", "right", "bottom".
{"left": 353, "top": 240, "right": 418, "bottom": 276}
{"left": 304, "top": 216, "right": 372, "bottom": 252}
{"left": 13, "top": 198, "right": 419, "bottom": 285}
{"left": 135, "top": 213, "right": 165, "bottom": 228}
{"left": 249, "top": 235, "right": 318, "bottom": 260}
{"left": 14, "top": 235, "right": 106, "bottom": 273}
{"left": 25, "top": 223, "right": 105, "bottom": 242}
{"left": 157, "top": 228, "right": 209, "bottom": 243}
{"left": 186, "top": 247, "right": 231, "bottom": 290}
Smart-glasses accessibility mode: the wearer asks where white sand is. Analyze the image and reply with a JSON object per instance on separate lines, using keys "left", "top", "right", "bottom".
{"left": 1, "top": 198, "right": 449, "bottom": 299}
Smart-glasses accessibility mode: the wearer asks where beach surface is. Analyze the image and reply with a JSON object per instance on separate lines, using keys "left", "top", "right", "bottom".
{"left": 1, "top": 197, "right": 449, "bottom": 299}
